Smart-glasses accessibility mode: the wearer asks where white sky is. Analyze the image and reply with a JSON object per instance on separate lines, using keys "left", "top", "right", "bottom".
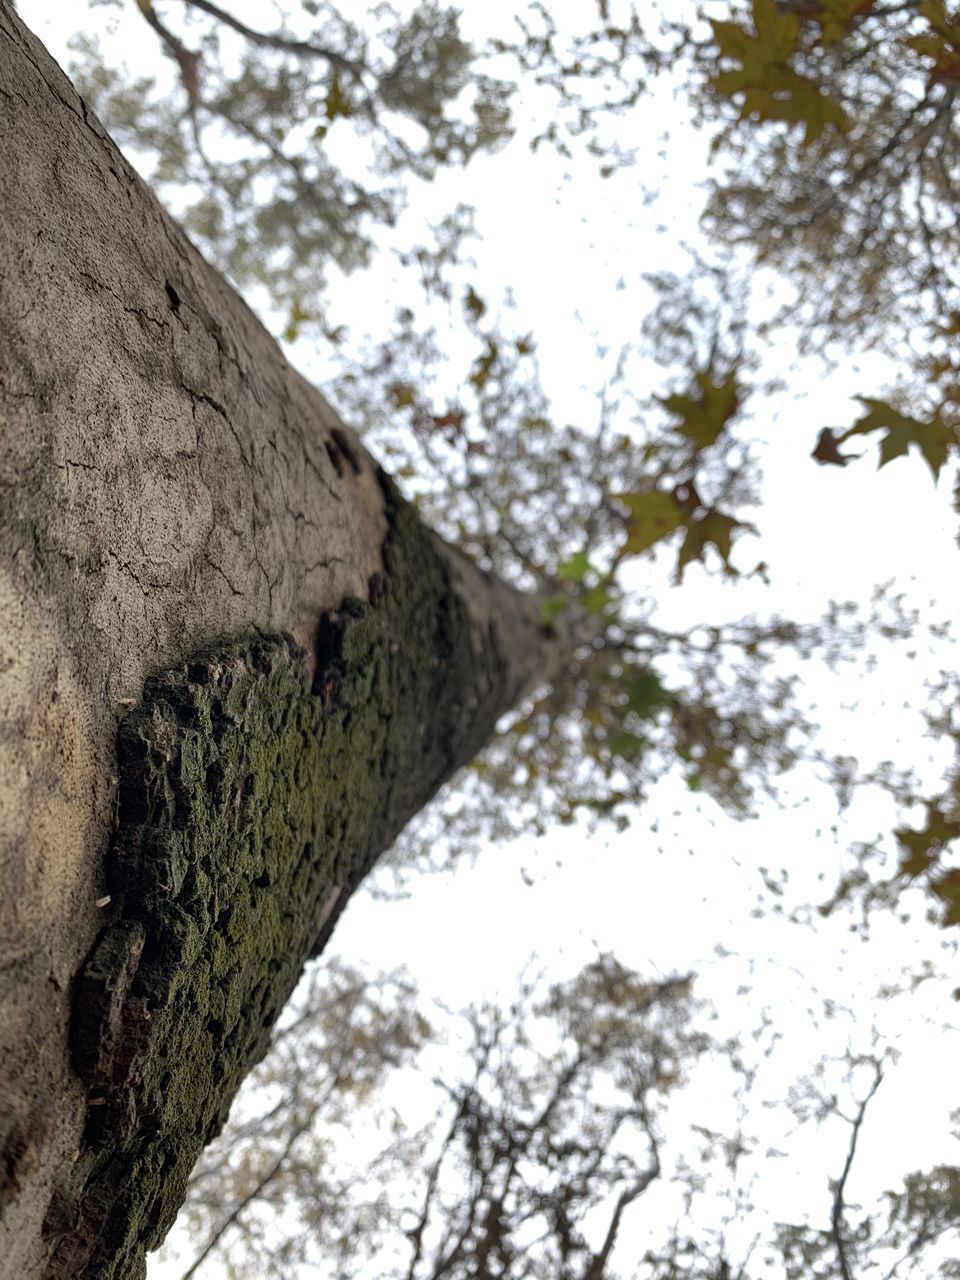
{"left": 21, "top": 1, "right": 960, "bottom": 1275}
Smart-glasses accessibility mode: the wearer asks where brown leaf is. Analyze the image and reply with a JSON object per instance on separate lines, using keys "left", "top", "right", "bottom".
{"left": 811, "top": 427, "right": 858, "bottom": 466}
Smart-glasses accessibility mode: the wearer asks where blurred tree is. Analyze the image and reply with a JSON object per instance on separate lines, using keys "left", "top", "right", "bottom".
{"left": 660, "top": 0, "right": 960, "bottom": 508}
{"left": 159, "top": 955, "right": 960, "bottom": 1279}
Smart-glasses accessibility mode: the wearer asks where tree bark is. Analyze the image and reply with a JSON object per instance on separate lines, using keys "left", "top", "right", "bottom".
{"left": 0, "top": 6, "right": 574, "bottom": 1275}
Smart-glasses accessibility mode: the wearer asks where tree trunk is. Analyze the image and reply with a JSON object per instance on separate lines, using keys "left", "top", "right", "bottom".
{"left": 0, "top": 7, "right": 573, "bottom": 1275}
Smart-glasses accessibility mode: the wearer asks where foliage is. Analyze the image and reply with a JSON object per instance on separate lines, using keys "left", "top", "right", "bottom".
{"left": 69, "top": 1, "right": 515, "bottom": 324}
{"left": 165, "top": 960, "right": 431, "bottom": 1279}
{"left": 708, "top": 0, "right": 852, "bottom": 144}
{"left": 157, "top": 955, "right": 960, "bottom": 1279}
{"left": 683, "top": 0, "right": 960, "bottom": 473}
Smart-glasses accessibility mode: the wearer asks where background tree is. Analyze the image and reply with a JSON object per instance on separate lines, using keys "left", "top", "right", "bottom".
{"left": 158, "top": 956, "right": 960, "bottom": 1279}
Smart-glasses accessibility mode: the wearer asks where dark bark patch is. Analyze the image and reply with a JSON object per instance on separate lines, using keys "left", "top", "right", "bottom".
{"left": 53, "top": 477, "right": 512, "bottom": 1280}
{"left": 323, "top": 436, "right": 345, "bottom": 477}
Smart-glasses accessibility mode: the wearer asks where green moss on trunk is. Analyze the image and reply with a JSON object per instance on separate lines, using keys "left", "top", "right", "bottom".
{"left": 47, "top": 476, "right": 512, "bottom": 1279}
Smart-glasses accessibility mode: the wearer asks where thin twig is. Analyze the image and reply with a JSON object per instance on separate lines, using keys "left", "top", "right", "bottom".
{"left": 830, "top": 1060, "right": 884, "bottom": 1280}
{"left": 178, "top": 0, "right": 366, "bottom": 78}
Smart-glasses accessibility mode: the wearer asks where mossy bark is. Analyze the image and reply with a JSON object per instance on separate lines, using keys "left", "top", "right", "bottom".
{"left": 44, "top": 478, "right": 532, "bottom": 1279}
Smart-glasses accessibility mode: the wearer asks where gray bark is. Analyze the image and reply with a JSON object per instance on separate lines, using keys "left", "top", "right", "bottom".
{"left": 0, "top": 6, "right": 573, "bottom": 1275}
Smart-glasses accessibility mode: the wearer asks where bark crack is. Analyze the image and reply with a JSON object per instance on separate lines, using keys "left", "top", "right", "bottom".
{"left": 202, "top": 554, "right": 245, "bottom": 598}
{"left": 76, "top": 270, "right": 167, "bottom": 332}
{"left": 178, "top": 375, "right": 251, "bottom": 467}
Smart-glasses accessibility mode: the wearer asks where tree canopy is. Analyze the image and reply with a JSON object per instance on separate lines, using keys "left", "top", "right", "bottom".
{"left": 157, "top": 955, "right": 960, "bottom": 1278}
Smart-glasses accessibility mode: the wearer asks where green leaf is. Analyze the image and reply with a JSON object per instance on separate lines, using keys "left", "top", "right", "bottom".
{"left": 538, "top": 594, "right": 569, "bottom": 626}
{"left": 624, "top": 672, "right": 669, "bottom": 719}
{"left": 581, "top": 584, "right": 617, "bottom": 616}
{"left": 468, "top": 338, "right": 499, "bottom": 391}
{"left": 812, "top": 0, "right": 877, "bottom": 46}
{"left": 709, "top": 1, "right": 850, "bottom": 144}
{"left": 608, "top": 731, "right": 647, "bottom": 761}
{"left": 675, "top": 511, "right": 753, "bottom": 581}
{"left": 764, "top": 75, "right": 852, "bottom": 144}
{"left": 616, "top": 490, "right": 687, "bottom": 557}
{"left": 751, "top": 0, "right": 802, "bottom": 59}
{"left": 557, "top": 551, "right": 593, "bottom": 583}
{"left": 710, "top": 18, "right": 762, "bottom": 64}
{"left": 282, "top": 299, "right": 311, "bottom": 343}
{"left": 660, "top": 368, "right": 740, "bottom": 450}
{"left": 910, "top": 0, "right": 960, "bottom": 80}
{"left": 842, "top": 397, "right": 956, "bottom": 480}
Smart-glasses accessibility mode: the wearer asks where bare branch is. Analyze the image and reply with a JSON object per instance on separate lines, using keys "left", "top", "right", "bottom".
{"left": 178, "top": 0, "right": 366, "bottom": 78}
{"left": 830, "top": 1059, "right": 885, "bottom": 1280}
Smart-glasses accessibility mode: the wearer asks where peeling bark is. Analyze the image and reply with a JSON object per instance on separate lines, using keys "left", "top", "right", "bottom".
{"left": 0, "top": 6, "right": 570, "bottom": 1276}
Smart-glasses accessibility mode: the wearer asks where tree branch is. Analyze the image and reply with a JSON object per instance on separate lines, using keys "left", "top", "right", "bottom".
{"left": 830, "top": 1060, "right": 884, "bottom": 1280}
{"left": 178, "top": 1113, "right": 312, "bottom": 1280}
{"left": 178, "top": 0, "right": 366, "bottom": 79}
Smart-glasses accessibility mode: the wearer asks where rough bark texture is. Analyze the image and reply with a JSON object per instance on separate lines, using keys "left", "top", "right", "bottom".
{"left": 0, "top": 7, "right": 567, "bottom": 1276}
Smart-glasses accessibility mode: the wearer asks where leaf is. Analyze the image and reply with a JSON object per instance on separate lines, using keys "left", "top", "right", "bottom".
{"left": 709, "top": 1, "right": 850, "bottom": 144}
{"left": 842, "top": 397, "right": 956, "bottom": 480}
{"left": 616, "top": 490, "right": 687, "bottom": 557}
{"left": 469, "top": 338, "right": 499, "bottom": 391}
{"left": 324, "top": 74, "right": 354, "bottom": 122}
{"left": 811, "top": 426, "right": 860, "bottom": 466}
{"left": 624, "top": 671, "right": 669, "bottom": 719}
{"left": 557, "top": 551, "right": 593, "bottom": 583}
{"left": 429, "top": 409, "right": 465, "bottom": 436}
{"left": 931, "top": 869, "right": 960, "bottom": 926}
{"left": 463, "top": 286, "right": 486, "bottom": 322}
{"left": 608, "top": 731, "right": 647, "bottom": 761}
{"left": 750, "top": 0, "right": 802, "bottom": 58}
{"left": 660, "top": 368, "right": 740, "bottom": 450}
{"left": 767, "top": 76, "right": 852, "bottom": 144}
{"left": 907, "top": 33, "right": 960, "bottom": 81}
{"left": 282, "top": 299, "right": 312, "bottom": 343}
{"left": 388, "top": 381, "right": 417, "bottom": 409}
{"left": 809, "top": 0, "right": 876, "bottom": 47}
{"left": 581, "top": 584, "right": 616, "bottom": 615}
{"left": 919, "top": 0, "right": 960, "bottom": 43}
{"left": 675, "top": 511, "right": 752, "bottom": 581}
{"left": 538, "top": 594, "right": 569, "bottom": 626}
{"left": 895, "top": 804, "right": 960, "bottom": 879}
{"left": 905, "top": 1, "right": 960, "bottom": 81}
